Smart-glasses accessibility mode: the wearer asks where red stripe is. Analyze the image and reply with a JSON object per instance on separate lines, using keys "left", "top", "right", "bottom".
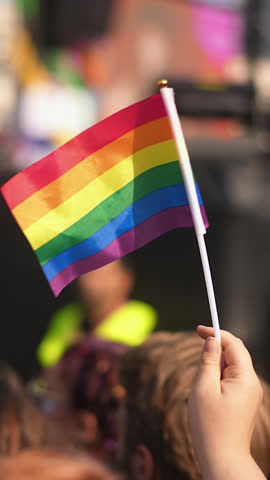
{"left": 1, "top": 94, "right": 165, "bottom": 210}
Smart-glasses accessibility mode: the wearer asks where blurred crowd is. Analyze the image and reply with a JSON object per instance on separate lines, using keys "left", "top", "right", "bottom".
{"left": 0, "top": 317, "right": 270, "bottom": 479}
{"left": 1, "top": 0, "right": 270, "bottom": 478}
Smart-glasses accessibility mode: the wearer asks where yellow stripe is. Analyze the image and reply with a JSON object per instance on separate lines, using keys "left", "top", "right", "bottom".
{"left": 22, "top": 139, "right": 177, "bottom": 250}
{"left": 13, "top": 117, "right": 171, "bottom": 231}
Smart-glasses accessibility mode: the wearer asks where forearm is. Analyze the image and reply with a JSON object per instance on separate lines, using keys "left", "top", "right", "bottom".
{"left": 200, "top": 454, "right": 266, "bottom": 480}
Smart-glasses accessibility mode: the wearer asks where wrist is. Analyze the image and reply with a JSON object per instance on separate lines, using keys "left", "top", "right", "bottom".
{"left": 200, "top": 453, "right": 265, "bottom": 480}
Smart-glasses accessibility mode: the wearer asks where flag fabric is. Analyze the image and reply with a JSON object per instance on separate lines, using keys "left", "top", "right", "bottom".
{"left": 1, "top": 94, "right": 208, "bottom": 296}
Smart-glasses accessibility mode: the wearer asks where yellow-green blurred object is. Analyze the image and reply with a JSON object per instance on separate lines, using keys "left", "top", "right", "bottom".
{"left": 37, "top": 300, "right": 157, "bottom": 368}
{"left": 95, "top": 300, "right": 157, "bottom": 346}
{"left": 37, "top": 303, "right": 83, "bottom": 368}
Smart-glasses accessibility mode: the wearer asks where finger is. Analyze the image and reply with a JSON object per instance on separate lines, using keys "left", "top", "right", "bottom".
{"left": 223, "top": 340, "right": 254, "bottom": 375}
{"left": 197, "top": 326, "right": 253, "bottom": 372}
{"left": 197, "top": 325, "right": 241, "bottom": 349}
{"left": 197, "top": 326, "right": 236, "bottom": 347}
{"left": 195, "top": 336, "right": 222, "bottom": 393}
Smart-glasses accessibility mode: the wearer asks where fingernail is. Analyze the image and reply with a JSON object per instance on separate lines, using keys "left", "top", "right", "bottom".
{"left": 204, "top": 337, "right": 219, "bottom": 354}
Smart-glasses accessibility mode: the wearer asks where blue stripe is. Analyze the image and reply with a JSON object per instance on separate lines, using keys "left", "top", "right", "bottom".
{"left": 43, "top": 183, "right": 202, "bottom": 282}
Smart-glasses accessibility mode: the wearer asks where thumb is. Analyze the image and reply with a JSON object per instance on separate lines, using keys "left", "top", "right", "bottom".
{"left": 197, "top": 336, "right": 222, "bottom": 392}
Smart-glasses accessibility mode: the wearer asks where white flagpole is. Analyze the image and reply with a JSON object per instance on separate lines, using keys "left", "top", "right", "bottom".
{"left": 158, "top": 79, "right": 221, "bottom": 341}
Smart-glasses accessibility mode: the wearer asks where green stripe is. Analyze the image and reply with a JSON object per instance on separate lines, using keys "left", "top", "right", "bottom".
{"left": 36, "top": 161, "right": 183, "bottom": 265}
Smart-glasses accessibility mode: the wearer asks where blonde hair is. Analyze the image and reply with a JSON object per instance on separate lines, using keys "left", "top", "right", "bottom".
{"left": 120, "top": 332, "right": 270, "bottom": 479}
{"left": 0, "top": 449, "right": 120, "bottom": 480}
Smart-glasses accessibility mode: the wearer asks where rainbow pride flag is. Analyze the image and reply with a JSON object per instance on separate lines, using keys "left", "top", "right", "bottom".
{"left": 1, "top": 94, "right": 207, "bottom": 295}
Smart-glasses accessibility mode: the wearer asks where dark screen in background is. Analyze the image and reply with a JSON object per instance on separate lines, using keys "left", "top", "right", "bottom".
{"left": 37, "top": 0, "right": 113, "bottom": 47}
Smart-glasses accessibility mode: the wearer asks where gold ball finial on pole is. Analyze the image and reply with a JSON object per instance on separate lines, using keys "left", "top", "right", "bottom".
{"left": 157, "top": 79, "right": 168, "bottom": 89}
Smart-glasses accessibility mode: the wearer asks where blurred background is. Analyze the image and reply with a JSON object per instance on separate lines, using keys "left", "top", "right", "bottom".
{"left": 1, "top": 0, "right": 270, "bottom": 381}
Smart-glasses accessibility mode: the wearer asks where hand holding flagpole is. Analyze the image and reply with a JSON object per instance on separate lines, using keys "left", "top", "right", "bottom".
{"left": 158, "top": 79, "right": 221, "bottom": 341}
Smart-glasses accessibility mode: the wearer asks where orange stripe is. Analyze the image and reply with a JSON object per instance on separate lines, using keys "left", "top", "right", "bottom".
{"left": 2, "top": 94, "right": 165, "bottom": 209}
{"left": 13, "top": 117, "right": 172, "bottom": 231}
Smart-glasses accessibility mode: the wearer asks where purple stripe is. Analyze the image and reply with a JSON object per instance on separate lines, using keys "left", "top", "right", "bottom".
{"left": 50, "top": 205, "right": 208, "bottom": 296}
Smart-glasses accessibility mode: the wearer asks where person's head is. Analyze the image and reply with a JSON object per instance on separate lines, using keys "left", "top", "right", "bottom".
{"left": 0, "top": 449, "right": 120, "bottom": 480}
{"left": 0, "top": 363, "right": 46, "bottom": 455}
{"left": 46, "top": 337, "right": 127, "bottom": 460}
{"left": 118, "top": 331, "right": 270, "bottom": 480}
{"left": 78, "top": 259, "right": 135, "bottom": 317}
